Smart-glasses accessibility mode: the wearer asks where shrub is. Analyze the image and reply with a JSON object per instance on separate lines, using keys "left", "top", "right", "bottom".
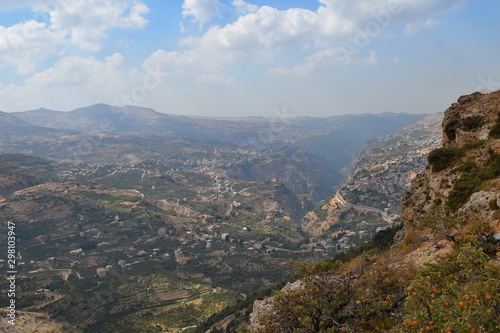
{"left": 447, "top": 173, "right": 482, "bottom": 211}
{"left": 458, "top": 160, "right": 477, "bottom": 173}
{"left": 490, "top": 124, "right": 500, "bottom": 139}
{"left": 461, "top": 115, "right": 485, "bottom": 131}
{"left": 447, "top": 153, "right": 500, "bottom": 211}
{"left": 489, "top": 198, "right": 499, "bottom": 210}
{"left": 399, "top": 242, "right": 500, "bottom": 333}
{"left": 258, "top": 264, "right": 407, "bottom": 333}
{"left": 444, "top": 115, "right": 462, "bottom": 140}
{"left": 313, "top": 205, "right": 328, "bottom": 221}
{"left": 489, "top": 112, "right": 500, "bottom": 139}
{"left": 464, "top": 140, "right": 486, "bottom": 150}
{"left": 427, "top": 148, "right": 465, "bottom": 172}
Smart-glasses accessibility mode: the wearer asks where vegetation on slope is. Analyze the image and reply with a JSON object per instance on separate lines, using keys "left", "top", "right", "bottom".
{"left": 447, "top": 152, "right": 500, "bottom": 211}
{"left": 427, "top": 148, "right": 465, "bottom": 172}
{"left": 247, "top": 221, "right": 499, "bottom": 333}
{"left": 489, "top": 113, "right": 500, "bottom": 139}
{"left": 400, "top": 223, "right": 500, "bottom": 333}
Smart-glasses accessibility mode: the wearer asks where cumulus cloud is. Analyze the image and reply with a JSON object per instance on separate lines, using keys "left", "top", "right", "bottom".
{"left": 182, "top": 0, "right": 221, "bottom": 26}
{"left": 184, "top": 0, "right": 463, "bottom": 61}
{"left": 0, "top": 0, "right": 469, "bottom": 112}
{"left": 292, "top": 48, "right": 347, "bottom": 76}
{"left": 46, "top": 0, "right": 149, "bottom": 51}
{"left": 0, "top": 54, "right": 139, "bottom": 111}
{"left": 233, "top": 0, "right": 258, "bottom": 14}
{"left": 0, "top": 20, "right": 66, "bottom": 74}
{"left": 171, "top": 0, "right": 466, "bottom": 77}
{"left": 0, "top": 0, "right": 149, "bottom": 74}
{"left": 291, "top": 48, "right": 377, "bottom": 76}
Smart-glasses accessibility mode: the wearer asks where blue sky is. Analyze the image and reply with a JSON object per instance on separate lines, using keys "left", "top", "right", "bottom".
{"left": 0, "top": 0, "right": 499, "bottom": 117}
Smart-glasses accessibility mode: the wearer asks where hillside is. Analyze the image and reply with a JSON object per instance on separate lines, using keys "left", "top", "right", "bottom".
{"left": 301, "top": 113, "right": 442, "bottom": 240}
{"left": 0, "top": 154, "right": 57, "bottom": 196}
{"left": 340, "top": 113, "right": 442, "bottom": 216}
{"left": 3, "top": 106, "right": 426, "bottom": 202}
{"left": 0, "top": 154, "right": 321, "bottom": 332}
{"left": 234, "top": 91, "right": 500, "bottom": 332}
{"left": 403, "top": 91, "right": 500, "bottom": 226}
{"left": 0, "top": 111, "right": 60, "bottom": 138}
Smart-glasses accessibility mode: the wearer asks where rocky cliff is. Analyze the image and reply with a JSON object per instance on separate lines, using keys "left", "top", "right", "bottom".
{"left": 403, "top": 91, "right": 500, "bottom": 230}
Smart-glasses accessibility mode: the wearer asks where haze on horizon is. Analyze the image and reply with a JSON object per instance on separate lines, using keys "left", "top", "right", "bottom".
{"left": 0, "top": 0, "right": 499, "bottom": 118}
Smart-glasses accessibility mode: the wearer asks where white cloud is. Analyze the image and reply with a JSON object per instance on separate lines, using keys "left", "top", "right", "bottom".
{"left": 172, "top": 0, "right": 465, "bottom": 78}
{"left": 182, "top": 0, "right": 221, "bottom": 26}
{"left": 276, "top": 48, "right": 377, "bottom": 76}
{"left": 0, "top": 20, "right": 66, "bottom": 74}
{"left": 292, "top": 48, "right": 346, "bottom": 76}
{"left": 197, "top": 6, "right": 322, "bottom": 53}
{"left": 0, "top": 0, "right": 150, "bottom": 74}
{"left": 195, "top": 73, "right": 234, "bottom": 86}
{"left": 142, "top": 44, "right": 237, "bottom": 79}
{"left": 0, "top": 54, "right": 140, "bottom": 111}
{"left": 233, "top": 0, "right": 258, "bottom": 14}
{"left": 404, "top": 18, "right": 440, "bottom": 36}
{"left": 46, "top": 0, "right": 149, "bottom": 51}
{"left": 0, "top": 0, "right": 470, "bottom": 113}
{"left": 187, "top": 0, "right": 464, "bottom": 61}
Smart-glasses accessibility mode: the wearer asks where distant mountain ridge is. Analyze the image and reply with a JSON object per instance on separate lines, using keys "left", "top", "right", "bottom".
{"left": 13, "top": 104, "right": 194, "bottom": 136}
{"left": 11, "top": 104, "right": 425, "bottom": 143}
{"left": 0, "top": 110, "right": 68, "bottom": 139}
{"left": 2, "top": 104, "right": 428, "bottom": 202}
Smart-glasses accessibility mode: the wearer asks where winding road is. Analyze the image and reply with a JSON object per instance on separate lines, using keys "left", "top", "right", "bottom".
{"left": 335, "top": 191, "right": 393, "bottom": 224}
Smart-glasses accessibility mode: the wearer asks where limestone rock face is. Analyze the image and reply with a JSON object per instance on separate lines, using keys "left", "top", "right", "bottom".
{"left": 459, "top": 191, "right": 500, "bottom": 219}
{"left": 442, "top": 91, "right": 500, "bottom": 148}
{"left": 403, "top": 90, "right": 500, "bottom": 228}
{"left": 247, "top": 280, "right": 303, "bottom": 331}
{"left": 247, "top": 298, "right": 274, "bottom": 331}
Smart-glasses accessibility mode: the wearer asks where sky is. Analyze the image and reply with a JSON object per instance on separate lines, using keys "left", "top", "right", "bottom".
{"left": 0, "top": 0, "right": 499, "bottom": 117}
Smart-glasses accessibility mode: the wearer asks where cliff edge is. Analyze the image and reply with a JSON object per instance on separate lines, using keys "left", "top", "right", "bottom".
{"left": 403, "top": 90, "right": 500, "bottom": 231}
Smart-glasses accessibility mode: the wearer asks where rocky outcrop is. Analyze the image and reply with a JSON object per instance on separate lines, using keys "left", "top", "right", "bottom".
{"left": 247, "top": 280, "right": 303, "bottom": 331}
{"left": 460, "top": 191, "right": 500, "bottom": 219}
{"left": 442, "top": 91, "right": 500, "bottom": 148}
{"left": 403, "top": 91, "right": 500, "bottom": 228}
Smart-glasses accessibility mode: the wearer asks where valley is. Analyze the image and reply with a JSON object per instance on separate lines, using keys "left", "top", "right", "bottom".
{"left": 0, "top": 106, "right": 441, "bottom": 332}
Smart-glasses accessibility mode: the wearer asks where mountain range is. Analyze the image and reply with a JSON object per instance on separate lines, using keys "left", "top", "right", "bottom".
{"left": 2, "top": 104, "right": 426, "bottom": 202}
